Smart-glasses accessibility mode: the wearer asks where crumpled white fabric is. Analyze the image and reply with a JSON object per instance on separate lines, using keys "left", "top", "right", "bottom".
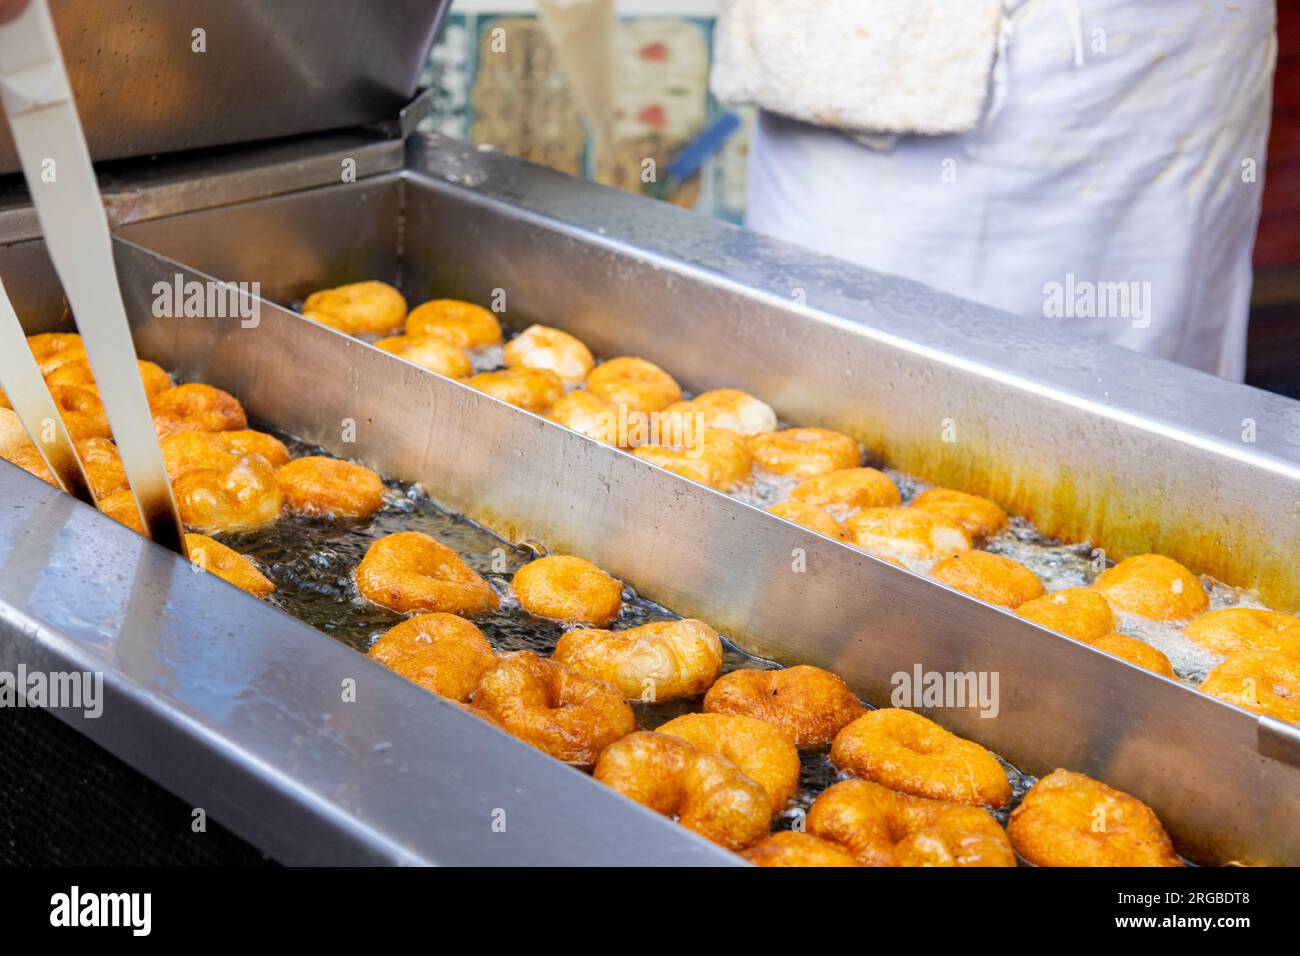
{"left": 742, "top": 0, "right": 1276, "bottom": 380}
{"left": 712, "top": 0, "right": 1004, "bottom": 137}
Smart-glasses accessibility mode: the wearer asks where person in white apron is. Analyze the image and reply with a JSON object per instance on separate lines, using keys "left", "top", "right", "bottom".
{"left": 714, "top": 0, "right": 1277, "bottom": 381}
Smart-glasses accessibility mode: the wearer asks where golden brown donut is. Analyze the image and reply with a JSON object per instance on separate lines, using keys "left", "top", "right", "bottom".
{"left": 1, "top": 443, "right": 56, "bottom": 486}
{"left": 788, "top": 467, "right": 901, "bottom": 518}
{"left": 185, "top": 533, "right": 275, "bottom": 598}
{"left": 592, "top": 730, "right": 771, "bottom": 850}
{"left": 807, "top": 779, "right": 1015, "bottom": 867}
{"left": 742, "top": 831, "right": 861, "bottom": 867}
{"left": 910, "top": 487, "right": 1008, "bottom": 540}
{"left": 512, "top": 554, "right": 623, "bottom": 626}
{"left": 404, "top": 298, "right": 502, "bottom": 348}
{"left": 766, "top": 499, "right": 845, "bottom": 539}
{"left": 658, "top": 389, "right": 777, "bottom": 438}
{"left": 355, "top": 531, "right": 499, "bottom": 615}
{"left": 1015, "top": 587, "right": 1115, "bottom": 641}
{"left": 831, "top": 709, "right": 1012, "bottom": 807}
{"left": 27, "top": 332, "right": 86, "bottom": 375}
{"left": 1008, "top": 769, "right": 1182, "bottom": 867}
{"left": 503, "top": 324, "right": 595, "bottom": 384}
{"left": 98, "top": 489, "right": 144, "bottom": 532}
{"left": 46, "top": 357, "right": 173, "bottom": 399}
{"left": 466, "top": 367, "right": 564, "bottom": 414}
{"left": 0, "top": 408, "right": 27, "bottom": 456}
{"left": 472, "top": 651, "right": 636, "bottom": 766}
{"left": 930, "top": 550, "right": 1045, "bottom": 608}
{"left": 657, "top": 712, "right": 801, "bottom": 814}
{"left": 703, "top": 665, "right": 864, "bottom": 748}
{"left": 1183, "top": 608, "right": 1300, "bottom": 658}
{"left": 1085, "top": 632, "right": 1176, "bottom": 678}
{"left": 303, "top": 280, "right": 407, "bottom": 335}
{"left": 547, "top": 389, "right": 621, "bottom": 445}
{"left": 1091, "top": 553, "right": 1208, "bottom": 620}
{"left": 50, "top": 384, "right": 111, "bottom": 440}
{"left": 552, "top": 618, "right": 724, "bottom": 702}
{"left": 632, "top": 427, "right": 753, "bottom": 492}
{"left": 172, "top": 453, "right": 284, "bottom": 533}
{"left": 1200, "top": 651, "right": 1300, "bottom": 724}
{"left": 585, "top": 356, "right": 682, "bottom": 416}
{"left": 0, "top": 388, "right": 7, "bottom": 410}
{"left": 150, "top": 383, "right": 247, "bottom": 437}
{"left": 275, "top": 456, "right": 385, "bottom": 518}
{"left": 749, "top": 427, "right": 860, "bottom": 478}
{"left": 161, "top": 429, "right": 290, "bottom": 481}
{"left": 368, "top": 612, "right": 497, "bottom": 701}
{"left": 374, "top": 334, "right": 473, "bottom": 378}
{"left": 844, "top": 507, "right": 971, "bottom": 563}
{"left": 74, "top": 438, "right": 128, "bottom": 500}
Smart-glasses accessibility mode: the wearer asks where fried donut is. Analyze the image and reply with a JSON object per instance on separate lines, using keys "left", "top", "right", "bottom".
{"left": 788, "top": 467, "right": 901, "bottom": 518}
{"left": 548, "top": 389, "right": 620, "bottom": 445}
{"left": 0, "top": 388, "right": 7, "bottom": 410}
{"left": 1086, "top": 632, "right": 1176, "bottom": 677}
{"left": 275, "top": 456, "right": 385, "bottom": 518}
{"left": 585, "top": 356, "right": 682, "bottom": 416}
{"left": 374, "top": 334, "right": 473, "bottom": 378}
{"left": 355, "top": 531, "right": 499, "bottom": 615}
{"left": 2, "top": 443, "right": 55, "bottom": 486}
{"left": 161, "top": 429, "right": 290, "bottom": 480}
{"left": 1015, "top": 587, "right": 1115, "bottom": 641}
{"left": 185, "top": 533, "right": 275, "bottom": 598}
{"left": 844, "top": 507, "right": 971, "bottom": 563}
{"left": 743, "top": 831, "right": 861, "bottom": 867}
{"left": 1183, "top": 608, "right": 1300, "bottom": 658}
{"left": 1008, "top": 769, "right": 1182, "bottom": 867}
{"left": 472, "top": 651, "right": 636, "bottom": 765}
{"left": 46, "top": 357, "right": 173, "bottom": 399}
{"left": 466, "top": 367, "right": 564, "bottom": 413}
{"left": 1091, "top": 553, "right": 1208, "bottom": 620}
{"left": 910, "top": 488, "right": 1008, "bottom": 540}
{"left": 98, "top": 489, "right": 144, "bottom": 532}
{"left": 0, "top": 408, "right": 28, "bottom": 456}
{"left": 931, "top": 550, "right": 1045, "bottom": 608}
{"left": 552, "top": 618, "right": 724, "bottom": 702}
{"left": 831, "top": 709, "right": 1012, "bottom": 807}
{"left": 807, "top": 779, "right": 1015, "bottom": 867}
{"left": 592, "top": 731, "right": 771, "bottom": 850}
{"left": 660, "top": 389, "right": 777, "bottom": 437}
{"left": 368, "top": 612, "right": 496, "bottom": 701}
{"left": 172, "top": 453, "right": 284, "bottom": 533}
{"left": 51, "top": 385, "right": 111, "bottom": 440}
{"left": 74, "top": 438, "right": 128, "bottom": 499}
{"left": 657, "top": 712, "right": 800, "bottom": 813}
{"left": 1200, "top": 651, "right": 1300, "bottom": 724}
{"left": 749, "top": 427, "right": 860, "bottom": 478}
{"left": 632, "top": 427, "right": 753, "bottom": 492}
{"left": 512, "top": 554, "right": 623, "bottom": 626}
{"left": 303, "top": 280, "right": 407, "bottom": 335}
{"left": 27, "top": 333, "right": 85, "bottom": 375}
{"left": 703, "top": 665, "right": 865, "bottom": 748}
{"left": 766, "top": 500, "right": 846, "bottom": 540}
{"left": 502, "top": 324, "right": 595, "bottom": 384}
{"left": 404, "top": 298, "right": 503, "bottom": 348}
{"left": 150, "top": 383, "right": 247, "bottom": 437}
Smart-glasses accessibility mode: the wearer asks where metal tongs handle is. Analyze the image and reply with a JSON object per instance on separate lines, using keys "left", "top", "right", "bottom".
{"left": 0, "top": 0, "right": 186, "bottom": 555}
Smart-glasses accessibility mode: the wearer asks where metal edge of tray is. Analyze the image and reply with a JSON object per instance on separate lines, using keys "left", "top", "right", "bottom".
{"left": 97, "top": 235, "right": 1300, "bottom": 866}
{"left": 392, "top": 133, "right": 1300, "bottom": 614}
{"left": 0, "top": 466, "right": 737, "bottom": 868}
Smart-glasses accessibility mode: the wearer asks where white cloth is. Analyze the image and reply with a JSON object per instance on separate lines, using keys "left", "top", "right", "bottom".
{"left": 712, "top": 0, "right": 1003, "bottom": 137}
{"left": 739, "top": 0, "right": 1277, "bottom": 380}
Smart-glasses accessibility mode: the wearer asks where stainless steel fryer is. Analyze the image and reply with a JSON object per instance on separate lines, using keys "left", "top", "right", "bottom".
{"left": 1, "top": 5, "right": 1298, "bottom": 866}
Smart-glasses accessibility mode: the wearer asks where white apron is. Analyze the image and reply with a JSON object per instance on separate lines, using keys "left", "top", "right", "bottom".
{"left": 742, "top": 0, "right": 1276, "bottom": 380}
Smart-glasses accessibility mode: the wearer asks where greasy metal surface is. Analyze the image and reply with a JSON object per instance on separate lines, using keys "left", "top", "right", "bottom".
{"left": 0, "top": 0, "right": 448, "bottom": 174}
{"left": 410, "top": 135, "right": 1300, "bottom": 613}
{"left": 0, "top": 465, "right": 734, "bottom": 866}
{"left": 97, "top": 235, "right": 1300, "bottom": 866}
